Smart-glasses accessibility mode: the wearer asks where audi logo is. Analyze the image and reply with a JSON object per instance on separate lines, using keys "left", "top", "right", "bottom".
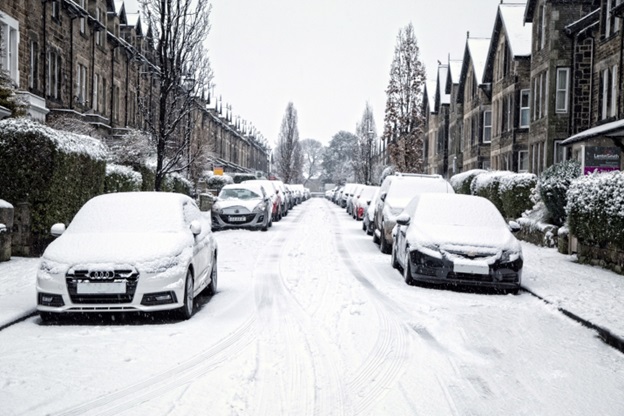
{"left": 89, "top": 270, "right": 115, "bottom": 279}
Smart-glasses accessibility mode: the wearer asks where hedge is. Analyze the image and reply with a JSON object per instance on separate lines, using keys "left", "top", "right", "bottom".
{"left": 539, "top": 160, "right": 581, "bottom": 226}
{"left": 0, "top": 118, "right": 107, "bottom": 254}
{"left": 162, "top": 172, "right": 193, "bottom": 195}
{"left": 450, "top": 169, "right": 486, "bottom": 194}
{"left": 566, "top": 171, "right": 624, "bottom": 250}
{"left": 470, "top": 171, "right": 514, "bottom": 218}
{"left": 104, "top": 164, "right": 143, "bottom": 193}
{"left": 499, "top": 173, "right": 538, "bottom": 219}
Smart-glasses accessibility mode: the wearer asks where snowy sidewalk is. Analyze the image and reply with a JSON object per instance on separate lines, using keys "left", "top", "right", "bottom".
{"left": 1, "top": 243, "right": 623, "bottom": 347}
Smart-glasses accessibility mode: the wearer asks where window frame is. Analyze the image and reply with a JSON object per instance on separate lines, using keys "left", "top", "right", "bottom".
{"left": 482, "top": 110, "right": 492, "bottom": 143}
{"left": 520, "top": 89, "right": 530, "bottom": 127}
{"left": 518, "top": 150, "right": 529, "bottom": 173}
{"left": 555, "top": 67, "right": 570, "bottom": 113}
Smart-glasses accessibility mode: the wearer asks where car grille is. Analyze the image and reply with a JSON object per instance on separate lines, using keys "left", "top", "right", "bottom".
{"left": 447, "top": 271, "right": 493, "bottom": 282}
{"left": 66, "top": 269, "right": 139, "bottom": 304}
{"left": 221, "top": 214, "right": 256, "bottom": 224}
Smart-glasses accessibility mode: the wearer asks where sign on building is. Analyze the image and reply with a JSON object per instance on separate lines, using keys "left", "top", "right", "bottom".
{"left": 582, "top": 146, "right": 621, "bottom": 175}
{"left": 214, "top": 166, "right": 223, "bottom": 176}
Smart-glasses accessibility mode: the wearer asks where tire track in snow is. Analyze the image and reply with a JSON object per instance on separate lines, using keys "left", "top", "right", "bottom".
{"left": 252, "top": 202, "right": 347, "bottom": 416}
{"left": 51, "top": 314, "right": 258, "bottom": 416}
{"left": 327, "top": 200, "right": 410, "bottom": 414}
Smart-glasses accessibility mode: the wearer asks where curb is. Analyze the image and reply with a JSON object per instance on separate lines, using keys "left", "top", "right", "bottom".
{"left": 0, "top": 310, "right": 37, "bottom": 332}
{"left": 522, "top": 287, "right": 624, "bottom": 355}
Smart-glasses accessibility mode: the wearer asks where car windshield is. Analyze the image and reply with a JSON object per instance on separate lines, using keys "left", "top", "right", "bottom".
{"left": 66, "top": 194, "right": 184, "bottom": 234}
{"left": 415, "top": 195, "right": 507, "bottom": 228}
{"left": 220, "top": 188, "right": 261, "bottom": 200}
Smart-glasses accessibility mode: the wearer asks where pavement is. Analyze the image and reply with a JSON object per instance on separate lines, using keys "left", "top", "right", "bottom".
{"left": 1, "top": 242, "right": 623, "bottom": 353}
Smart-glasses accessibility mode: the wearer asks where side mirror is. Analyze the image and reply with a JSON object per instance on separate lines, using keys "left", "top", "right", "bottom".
{"left": 380, "top": 192, "right": 387, "bottom": 202}
{"left": 190, "top": 220, "right": 202, "bottom": 236}
{"left": 51, "top": 223, "right": 66, "bottom": 237}
{"left": 508, "top": 221, "right": 521, "bottom": 233}
{"left": 366, "top": 200, "right": 371, "bottom": 206}
{"left": 395, "top": 213, "right": 411, "bottom": 226}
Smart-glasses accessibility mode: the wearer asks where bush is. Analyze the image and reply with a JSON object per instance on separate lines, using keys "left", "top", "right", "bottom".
{"left": 0, "top": 118, "right": 107, "bottom": 255}
{"left": 470, "top": 171, "right": 514, "bottom": 217}
{"left": 230, "top": 173, "right": 257, "bottom": 184}
{"left": 540, "top": 160, "right": 581, "bottom": 226}
{"left": 162, "top": 172, "right": 193, "bottom": 195}
{"left": 499, "top": 173, "right": 538, "bottom": 219}
{"left": 205, "top": 173, "right": 233, "bottom": 194}
{"left": 450, "top": 169, "right": 486, "bottom": 194}
{"left": 566, "top": 171, "right": 624, "bottom": 250}
{"left": 104, "top": 164, "right": 142, "bottom": 193}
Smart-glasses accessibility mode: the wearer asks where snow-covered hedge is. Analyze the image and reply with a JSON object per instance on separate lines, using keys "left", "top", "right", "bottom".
{"left": 0, "top": 118, "right": 107, "bottom": 254}
{"left": 162, "top": 172, "right": 193, "bottom": 195}
{"left": 566, "top": 171, "right": 624, "bottom": 250}
{"left": 450, "top": 169, "right": 486, "bottom": 195}
{"left": 499, "top": 173, "right": 538, "bottom": 219}
{"left": 230, "top": 173, "right": 257, "bottom": 184}
{"left": 104, "top": 164, "right": 143, "bottom": 193}
{"left": 204, "top": 173, "right": 233, "bottom": 192}
{"left": 539, "top": 160, "right": 581, "bottom": 226}
{"left": 470, "top": 171, "right": 515, "bottom": 217}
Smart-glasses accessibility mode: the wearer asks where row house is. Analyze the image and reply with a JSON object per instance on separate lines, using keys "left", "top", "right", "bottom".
{"left": 562, "top": 0, "right": 624, "bottom": 172}
{"left": 423, "top": 65, "right": 450, "bottom": 176}
{"left": 457, "top": 36, "right": 492, "bottom": 171}
{"left": 484, "top": 3, "right": 532, "bottom": 173}
{"left": 0, "top": 0, "right": 269, "bottom": 177}
{"left": 446, "top": 59, "right": 464, "bottom": 175}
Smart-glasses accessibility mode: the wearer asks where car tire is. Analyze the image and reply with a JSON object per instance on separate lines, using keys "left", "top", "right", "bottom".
{"left": 380, "top": 229, "right": 391, "bottom": 254}
{"left": 404, "top": 258, "right": 415, "bottom": 286}
{"left": 372, "top": 229, "right": 380, "bottom": 244}
{"left": 178, "top": 269, "right": 194, "bottom": 320}
{"left": 391, "top": 243, "right": 400, "bottom": 270}
{"left": 366, "top": 222, "right": 374, "bottom": 236}
{"left": 261, "top": 222, "right": 268, "bottom": 231}
{"left": 204, "top": 256, "right": 218, "bottom": 296}
{"left": 362, "top": 221, "right": 366, "bottom": 231}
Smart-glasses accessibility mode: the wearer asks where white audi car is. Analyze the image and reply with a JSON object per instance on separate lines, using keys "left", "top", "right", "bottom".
{"left": 36, "top": 192, "right": 217, "bottom": 322}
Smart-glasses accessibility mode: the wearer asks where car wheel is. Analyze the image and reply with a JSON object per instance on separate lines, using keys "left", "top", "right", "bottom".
{"left": 261, "top": 221, "right": 268, "bottom": 231}
{"left": 372, "top": 229, "right": 380, "bottom": 244}
{"left": 178, "top": 269, "right": 194, "bottom": 320}
{"left": 391, "top": 243, "right": 400, "bottom": 270}
{"left": 366, "top": 222, "right": 374, "bottom": 236}
{"left": 380, "top": 229, "right": 391, "bottom": 254}
{"left": 362, "top": 221, "right": 366, "bottom": 231}
{"left": 404, "top": 257, "right": 415, "bottom": 285}
{"left": 204, "top": 256, "right": 218, "bottom": 296}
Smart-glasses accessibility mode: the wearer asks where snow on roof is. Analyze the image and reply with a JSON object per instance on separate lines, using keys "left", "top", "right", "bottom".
{"left": 500, "top": 3, "right": 532, "bottom": 57}
{"left": 425, "top": 81, "right": 437, "bottom": 113}
{"left": 468, "top": 37, "right": 491, "bottom": 84}
{"left": 0, "top": 118, "right": 109, "bottom": 160}
{"left": 0, "top": 199, "right": 13, "bottom": 209}
{"left": 437, "top": 65, "right": 450, "bottom": 106}
{"left": 562, "top": 119, "right": 624, "bottom": 145}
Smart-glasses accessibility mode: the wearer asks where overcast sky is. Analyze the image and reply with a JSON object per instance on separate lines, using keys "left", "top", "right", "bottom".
{"left": 206, "top": 0, "right": 507, "bottom": 147}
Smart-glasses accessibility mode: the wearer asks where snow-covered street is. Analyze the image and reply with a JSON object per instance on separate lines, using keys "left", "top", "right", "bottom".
{"left": 1, "top": 197, "right": 624, "bottom": 416}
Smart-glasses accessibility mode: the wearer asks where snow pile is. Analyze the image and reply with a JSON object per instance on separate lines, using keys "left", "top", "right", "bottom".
{"left": 0, "top": 199, "right": 13, "bottom": 209}
{"left": 0, "top": 117, "right": 108, "bottom": 160}
{"left": 567, "top": 170, "right": 624, "bottom": 249}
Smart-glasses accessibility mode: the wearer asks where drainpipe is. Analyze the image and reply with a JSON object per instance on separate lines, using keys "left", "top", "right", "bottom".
{"left": 125, "top": 53, "right": 129, "bottom": 126}
{"left": 619, "top": 18, "right": 623, "bottom": 117}
{"left": 42, "top": 0, "right": 47, "bottom": 99}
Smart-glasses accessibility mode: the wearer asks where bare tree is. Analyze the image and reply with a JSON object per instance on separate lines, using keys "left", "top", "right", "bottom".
{"left": 382, "top": 23, "right": 426, "bottom": 173}
{"left": 274, "top": 102, "right": 303, "bottom": 183}
{"left": 139, "top": 0, "right": 214, "bottom": 191}
{"left": 299, "top": 138, "right": 324, "bottom": 186}
{"left": 354, "top": 103, "right": 378, "bottom": 184}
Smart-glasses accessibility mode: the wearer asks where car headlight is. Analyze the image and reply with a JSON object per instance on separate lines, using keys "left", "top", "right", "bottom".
{"left": 253, "top": 203, "right": 266, "bottom": 213}
{"left": 38, "top": 258, "right": 69, "bottom": 280}
{"left": 211, "top": 203, "right": 222, "bottom": 214}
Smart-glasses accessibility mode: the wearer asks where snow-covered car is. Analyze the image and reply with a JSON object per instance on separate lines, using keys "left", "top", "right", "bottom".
{"left": 243, "top": 179, "right": 282, "bottom": 221}
{"left": 392, "top": 193, "right": 523, "bottom": 293}
{"left": 374, "top": 173, "right": 453, "bottom": 254}
{"left": 346, "top": 184, "right": 365, "bottom": 216}
{"left": 353, "top": 185, "right": 379, "bottom": 220}
{"left": 211, "top": 183, "right": 272, "bottom": 231}
{"left": 36, "top": 192, "right": 218, "bottom": 321}
{"left": 363, "top": 187, "right": 381, "bottom": 235}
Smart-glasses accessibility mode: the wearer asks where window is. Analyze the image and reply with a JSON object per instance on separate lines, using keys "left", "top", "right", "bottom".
{"left": 602, "top": 68, "right": 612, "bottom": 120}
{"left": 95, "top": 8, "right": 103, "bottom": 46}
{"left": 611, "top": 65, "right": 618, "bottom": 118}
{"left": 79, "top": 0, "right": 86, "bottom": 34}
{"left": 554, "top": 140, "right": 569, "bottom": 164}
{"left": 533, "top": 77, "right": 538, "bottom": 120}
{"left": 76, "top": 63, "right": 88, "bottom": 104}
{"left": 51, "top": 1, "right": 60, "bottom": 20}
{"left": 555, "top": 68, "right": 570, "bottom": 113}
{"left": 518, "top": 150, "right": 529, "bottom": 172}
{"left": 93, "top": 73, "right": 99, "bottom": 111}
{"left": 47, "top": 50, "right": 61, "bottom": 99}
{"left": 0, "top": 13, "right": 19, "bottom": 85}
{"left": 29, "top": 41, "right": 38, "bottom": 90}
{"left": 520, "top": 89, "right": 530, "bottom": 127}
{"left": 483, "top": 110, "right": 492, "bottom": 143}
{"left": 540, "top": 4, "right": 547, "bottom": 49}
{"left": 102, "top": 78, "right": 107, "bottom": 113}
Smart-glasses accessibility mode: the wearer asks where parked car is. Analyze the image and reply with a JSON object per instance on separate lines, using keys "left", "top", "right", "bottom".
{"left": 36, "top": 192, "right": 218, "bottom": 321}
{"left": 211, "top": 183, "right": 272, "bottom": 231}
{"left": 392, "top": 193, "right": 523, "bottom": 293}
{"left": 374, "top": 173, "right": 453, "bottom": 254}
{"left": 341, "top": 183, "right": 357, "bottom": 208}
{"left": 243, "top": 180, "right": 282, "bottom": 221}
{"left": 271, "top": 180, "right": 290, "bottom": 216}
{"left": 354, "top": 185, "right": 380, "bottom": 220}
{"left": 347, "top": 184, "right": 365, "bottom": 216}
{"left": 363, "top": 187, "right": 381, "bottom": 235}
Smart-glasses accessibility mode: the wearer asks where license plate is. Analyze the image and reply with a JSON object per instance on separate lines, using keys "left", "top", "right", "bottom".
{"left": 453, "top": 259, "right": 489, "bottom": 275}
{"left": 77, "top": 282, "right": 126, "bottom": 294}
{"left": 229, "top": 216, "right": 246, "bottom": 222}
